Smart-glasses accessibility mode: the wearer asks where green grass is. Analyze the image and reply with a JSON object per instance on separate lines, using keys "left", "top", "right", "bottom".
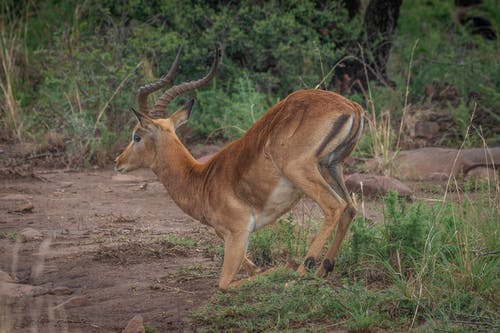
{"left": 248, "top": 216, "right": 313, "bottom": 268}
{"left": 162, "top": 233, "right": 224, "bottom": 260}
{"left": 191, "top": 184, "right": 499, "bottom": 332}
{"left": 162, "top": 234, "right": 199, "bottom": 248}
{"left": 144, "top": 325, "right": 159, "bottom": 333}
{"left": 3, "top": 231, "right": 21, "bottom": 242}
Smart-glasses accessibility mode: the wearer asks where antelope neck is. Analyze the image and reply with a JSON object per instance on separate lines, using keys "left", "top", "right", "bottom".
{"left": 151, "top": 136, "right": 205, "bottom": 221}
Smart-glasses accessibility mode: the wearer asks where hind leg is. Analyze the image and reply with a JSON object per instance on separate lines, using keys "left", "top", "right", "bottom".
{"left": 243, "top": 255, "right": 259, "bottom": 276}
{"left": 283, "top": 165, "right": 347, "bottom": 275}
{"left": 316, "top": 164, "right": 357, "bottom": 276}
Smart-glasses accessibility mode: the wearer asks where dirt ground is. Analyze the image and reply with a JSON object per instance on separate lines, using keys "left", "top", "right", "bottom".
{"left": 0, "top": 166, "right": 228, "bottom": 332}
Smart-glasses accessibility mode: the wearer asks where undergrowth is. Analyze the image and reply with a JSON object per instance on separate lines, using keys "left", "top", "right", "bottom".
{"left": 1, "top": 0, "right": 498, "bottom": 166}
{"left": 192, "top": 183, "right": 499, "bottom": 332}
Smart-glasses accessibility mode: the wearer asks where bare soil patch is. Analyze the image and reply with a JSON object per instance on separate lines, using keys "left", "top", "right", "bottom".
{"left": 0, "top": 167, "right": 221, "bottom": 332}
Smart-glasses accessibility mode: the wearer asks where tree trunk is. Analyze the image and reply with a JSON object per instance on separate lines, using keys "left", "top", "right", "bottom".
{"left": 333, "top": 0, "right": 403, "bottom": 95}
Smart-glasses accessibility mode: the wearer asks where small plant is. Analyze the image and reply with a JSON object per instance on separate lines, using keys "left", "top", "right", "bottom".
{"left": 248, "top": 216, "right": 311, "bottom": 267}
{"left": 162, "top": 234, "right": 198, "bottom": 248}
{"left": 7, "top": 231, "right": 20, "bottom": 242}
{"left": 144, "top": 325, "right": 159, "bottom": 333}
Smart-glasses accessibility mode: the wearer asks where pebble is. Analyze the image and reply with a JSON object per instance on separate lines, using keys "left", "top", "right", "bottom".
{"left": 122, "top": 314, "right": 145, "bottom": 333}
{"left": 48, "top": 286, "right": 73, "bottom": 296}
{"left": 20, "top": 227, "right": 43, "bottom": 241}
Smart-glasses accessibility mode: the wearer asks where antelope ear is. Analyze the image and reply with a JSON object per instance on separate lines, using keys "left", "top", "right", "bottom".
{"left": 131, "top": 108, "right": 154, "bottom": 128}
{"left": 170, "top": 100, "right": 195, "bottom": 129}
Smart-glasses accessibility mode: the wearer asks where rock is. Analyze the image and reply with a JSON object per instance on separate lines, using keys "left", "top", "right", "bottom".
{"left": 20, "top": 228, "right": 43, "bottom": 242}
{"left": 3, "top": 194, "right": 34, "bottom": 214}
{"left": 346, "top": 173, "right": 413, "bottom": 198}
{"left": 60, "top": 181, "right": 73, "bottom": 188}
{"left": 10, "top": 201, "right": 34, "bottom": 214}
{"left": 1, "top": 194, "right": 32, "bottom": 201}
{"left": 414, "top": 121, "right": 440, "bottom": 139}
{"left": 53, "top": 295, "right": 90, "bottom": 309}
{"left": 198, "top": 153, "right": 217, "bottom": 163}
{"left": 111, "top": 174, "right": 144, "bottom": 182}
{"left": 466, "top": 166, "right": 497, "bottom": 180}
{"left": 0, "top": 281, "right": 47, "bottom": 298}
{"left": 0, "top": 270, "right": 14, "bottom": 283}
{"left": 427, "top": 172, "right": 450, "bottom": 181}
{"left": 392, "top": 147, "right": 500, "bottom": 180}
{"left": 48, "top": 286, "right": 73, "bottom": 296}
{"left": 122, "top": 315, "right": 145, "bottom": 333}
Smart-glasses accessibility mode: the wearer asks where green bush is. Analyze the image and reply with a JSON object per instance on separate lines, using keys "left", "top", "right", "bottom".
{"left": 393, "top": 0, "right": 499, "bottom": 108}
{"left": 2, "top": 0, "right": 499, "bottom": 164}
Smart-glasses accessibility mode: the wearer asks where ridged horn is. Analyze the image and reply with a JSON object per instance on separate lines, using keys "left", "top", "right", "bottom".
{"left": 137, "top": 46, "right": 182, "bottom": 114}
{"left": 151, "top": 46, "right": 222, "bottom": 117}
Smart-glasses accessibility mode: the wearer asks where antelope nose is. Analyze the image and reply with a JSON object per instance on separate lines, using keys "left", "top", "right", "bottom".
{"left": 114, "top": 165, "right": 125, "bottom": 173}
{"left": 114, "top": 159, "right": 124, "bottom": 173}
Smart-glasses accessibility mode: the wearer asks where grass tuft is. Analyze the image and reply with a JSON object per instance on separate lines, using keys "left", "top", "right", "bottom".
{"left": 192, "top": 182, "right": 499, "bottom": 331}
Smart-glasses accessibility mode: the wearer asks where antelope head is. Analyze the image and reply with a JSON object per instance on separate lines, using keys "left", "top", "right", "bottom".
{"left": 115, "top": 47, "right": 221, "bottom": 173}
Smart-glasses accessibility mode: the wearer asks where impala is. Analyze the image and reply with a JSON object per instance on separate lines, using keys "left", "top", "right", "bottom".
{"left": 115, "top": 47, "right": 364, "bottom": 290}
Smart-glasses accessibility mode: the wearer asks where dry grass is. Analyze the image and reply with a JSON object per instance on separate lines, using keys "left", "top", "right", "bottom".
{"left": 0, "top": 3, "right": 25, "bottom": 141}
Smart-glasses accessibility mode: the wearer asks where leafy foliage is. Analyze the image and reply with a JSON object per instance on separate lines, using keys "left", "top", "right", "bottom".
{"left": 1, "top": 0, "right": 498, "bottom": 164}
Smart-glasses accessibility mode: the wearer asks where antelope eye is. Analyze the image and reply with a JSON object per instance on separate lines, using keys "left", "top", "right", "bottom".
{"left": 133, "top": 134, "right": 141, "bottom": 143}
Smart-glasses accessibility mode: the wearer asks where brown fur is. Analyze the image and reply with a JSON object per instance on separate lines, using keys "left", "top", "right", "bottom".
{"left": 115, "top": 89, "right": 364, "bottom": 290}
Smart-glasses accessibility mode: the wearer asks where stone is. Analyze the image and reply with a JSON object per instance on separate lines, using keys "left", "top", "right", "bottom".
{"left": 20, "top": 227, "right": 43, "bottom": 242}
{"left": 3, "top": 194, "right": 34, "bottom": 214}
{"left": 11, "top": 202, "right": 34, "bottom": 214}
{"left": 0, "top": 281, "right": 46, "bottom": 298}
{"left": 414, "top": 121, "right": 440, "bottom": 139}
{"left": 1, "top": 194, "right": 32, "bottom": 201}
{"left": 122, "top": 315, "right": 145, "bottom": 333}
{"left": 48, "top": 286, "right": 73, "bottom": 296}
{"left": 427, "top": 172, "right": 450, "bottom": 181}
{"left": 466, "top": 166, "right": 497, "bottom": 180}
{"left": 111, "top": 174, "right": 144, "bottom": 182}
{"left": 197, "top": 153, "right": 217, "bottom": 163}
{"left": 60, "top": 181, "right": 74, "bottom": 188}
{"left": 346, "top": 173, "right": 413, "bottom": 198}
{"left": 0, "top": 270, "right": 14, "bottom": 283}
{"left": 392, "top": 147, "right": 500, "bottom": 180}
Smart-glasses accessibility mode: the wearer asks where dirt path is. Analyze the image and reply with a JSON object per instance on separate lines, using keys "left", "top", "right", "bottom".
{"left": 1, "top": 167, "right": 222, "bottom": 332}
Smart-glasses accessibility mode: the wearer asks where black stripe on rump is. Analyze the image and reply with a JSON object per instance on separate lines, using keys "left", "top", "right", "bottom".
{"left": 320, "top": 115, "right": 362, "bottom": 166}
{"left": 316, "top": 114, "right": 351, "bottom": 157}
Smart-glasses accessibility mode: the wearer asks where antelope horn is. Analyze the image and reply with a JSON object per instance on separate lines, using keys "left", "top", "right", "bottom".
{"left": 151, "top": 46, "right": 222, "bottom": 117}
{"left": 137, "top": 46, "right": 183, "bottom": 114}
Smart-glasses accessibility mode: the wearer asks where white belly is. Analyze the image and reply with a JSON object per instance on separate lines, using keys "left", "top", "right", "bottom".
{"left": 252, "top": 177, "right": 302, "bottom": 231}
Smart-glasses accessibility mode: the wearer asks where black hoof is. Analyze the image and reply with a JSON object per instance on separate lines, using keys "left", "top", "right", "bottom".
{"left": 322, "top": 259, "right": 334, "bottom": 273}
{"left": 304, "top": 257, "right": 316, "bottom": 270}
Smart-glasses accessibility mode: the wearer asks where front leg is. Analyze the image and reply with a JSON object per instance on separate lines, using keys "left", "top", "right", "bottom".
{"left": 219, "top": 231, "right": 250, "bottom": 291}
